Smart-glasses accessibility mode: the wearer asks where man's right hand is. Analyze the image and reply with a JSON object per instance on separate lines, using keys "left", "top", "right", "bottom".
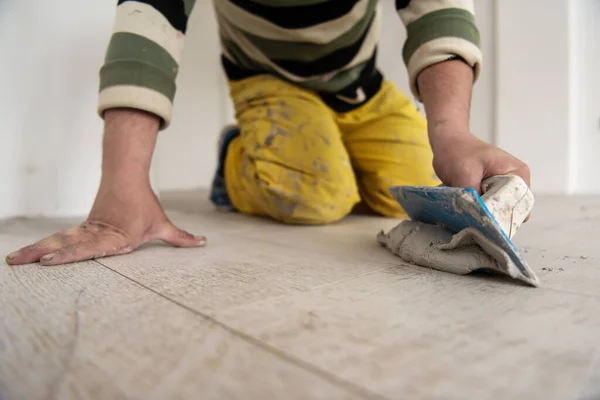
{"left": 5, "top": 108, "right": 206, "bottom": 266}
{"left": 5, "top": 181, "right": 205, "bottom": 266}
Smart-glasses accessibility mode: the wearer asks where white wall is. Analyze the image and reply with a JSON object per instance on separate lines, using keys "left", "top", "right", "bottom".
{"left": 0, "top": 0, "right": 597, "bottom": 218}
{"left": 0, "top": 0, "right": 115, "bottom": 218}
{"left": 0, "top": 0, "right": 27, "bottom": 219}
{"left": 570, "top": 0, "right": 600, "bottom": 193}
{"left": 496, "top": 0, "right": 572, "bottom": 194}
{"left": 496, "top": 0, "right": 599, "bottom": 194}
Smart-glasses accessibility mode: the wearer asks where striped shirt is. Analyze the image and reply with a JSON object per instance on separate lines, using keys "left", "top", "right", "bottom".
{"left": 98, "top": 0, "right": 482, "bottom": 128}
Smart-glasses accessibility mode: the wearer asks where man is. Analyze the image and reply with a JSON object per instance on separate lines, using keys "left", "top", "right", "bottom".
{"left": 5, "top": 0, "right": 530, "bottom": 266}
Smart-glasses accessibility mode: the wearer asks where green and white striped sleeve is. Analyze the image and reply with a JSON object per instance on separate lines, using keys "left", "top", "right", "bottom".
{"left": 396, "top": 0, "right": 482, "bottom": 100}
{"left": 98, "top": 0, "right": 196, "bottom": 129}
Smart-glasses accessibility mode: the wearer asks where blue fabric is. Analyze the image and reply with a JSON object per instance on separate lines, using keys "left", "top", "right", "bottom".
{"left": 209, "top": 126, "right": 240, "bottom": 209}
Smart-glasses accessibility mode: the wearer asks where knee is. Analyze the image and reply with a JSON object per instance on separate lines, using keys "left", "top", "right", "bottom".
{"left": 262, "top": 176, "right": 360, "bottom": 225}
{"left": 360, "top": 176, "right": 409, "bottom": 219}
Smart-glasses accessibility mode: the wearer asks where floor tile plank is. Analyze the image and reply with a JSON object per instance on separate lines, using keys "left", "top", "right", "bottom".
{"left": 216, "top": 268, "right": 600, "bottom": 400}
{"left": 0, "top": 233, "right": 368, "bottom": 400}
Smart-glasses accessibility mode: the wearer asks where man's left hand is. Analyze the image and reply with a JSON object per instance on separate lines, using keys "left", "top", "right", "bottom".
{"left": 430, "top": 134, "right": 531, "bottom": 194}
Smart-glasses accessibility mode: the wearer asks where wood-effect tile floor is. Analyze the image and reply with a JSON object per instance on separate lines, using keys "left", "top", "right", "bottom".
{"left": 1, "top": 191, "right": 599, "bottom": 400}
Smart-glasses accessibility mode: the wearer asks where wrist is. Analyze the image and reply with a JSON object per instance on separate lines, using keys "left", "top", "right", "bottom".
{"left": 101, "top": 108, "right": 160, "bottom": 182}
{"left": 100, "top": 170, "right": 152, "bottom": 191}
{"left": 428, "top": 128, "right": 473, "bottom": 153}
{"left": 418, "top": 59, "right": 474, "bottom": 152}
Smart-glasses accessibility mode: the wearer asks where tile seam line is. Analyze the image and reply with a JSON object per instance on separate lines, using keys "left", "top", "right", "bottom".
{"left": 92, "top": 259, "right": 387, "bottom": 400}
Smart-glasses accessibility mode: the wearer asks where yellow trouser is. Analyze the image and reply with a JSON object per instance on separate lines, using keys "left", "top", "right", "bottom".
{"left": 224, "top": 75, "right": 440, "bottom": 224}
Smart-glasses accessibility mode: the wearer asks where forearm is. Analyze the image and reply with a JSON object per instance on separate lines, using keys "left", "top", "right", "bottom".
{"left": 98, "top": 1, "right": 197, "bottom": 130}
{"left": 396, "top": 0, "right": 482, "bottom": 149}
{"left": 101, "top": 108, "right": 160, "bottom": 186}
{"left": 417, "top": 59, "right": 474, "bottom": 150}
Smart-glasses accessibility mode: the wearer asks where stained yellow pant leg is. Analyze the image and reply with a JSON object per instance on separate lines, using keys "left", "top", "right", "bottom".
{"left": 337, "top": 81, "right": 441, "bottom": 218}
{"left": 224, "top": 75, "right": 360, "bottom": 224}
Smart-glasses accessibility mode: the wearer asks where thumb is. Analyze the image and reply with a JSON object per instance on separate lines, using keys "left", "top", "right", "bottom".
{"left": 156, "top": 222, "right": 207, "bottom": 248}
{"left": 450, "top": 165, "right": 485, "bottom": 194}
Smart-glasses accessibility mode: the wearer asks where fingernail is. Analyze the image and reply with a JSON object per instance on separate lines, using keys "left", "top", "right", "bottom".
{"left": 41, "top": 254, "right": 55, "bottom": 261}
{"left": 196, "top": 236, "right": 207, "bottom": 246}
{"left": 7, "top": 251, "right": 19, "bottom": 260}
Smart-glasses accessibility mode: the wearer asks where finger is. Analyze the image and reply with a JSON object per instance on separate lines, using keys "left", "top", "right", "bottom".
{"left": 500, "top": 165, "right": 531, "bottom": 188}
{"left": 155, "top": 223, "right": 206, "bottom": 248}
{"left": 455, "top": 165, "right": 485, "bottom": 194}
{"left": 521, "top": 166, "right": 532, "bottom": 222}
{"left": 6, "top": 227, "right": 86, "bottom": 265}
{"left": 434, "top": 160, "right": 483, "bottom": 193}
{"left": 487, "top": 157, "right": 531, "bottom": 189}
{"left": 508, "top": 164, "right": 531, "bottom": 189}
{"left": 505, "top": 164, "right": 532, "bottom": 222}
{"left": 40, "top": 233, "right": 132, "bottom": 266}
